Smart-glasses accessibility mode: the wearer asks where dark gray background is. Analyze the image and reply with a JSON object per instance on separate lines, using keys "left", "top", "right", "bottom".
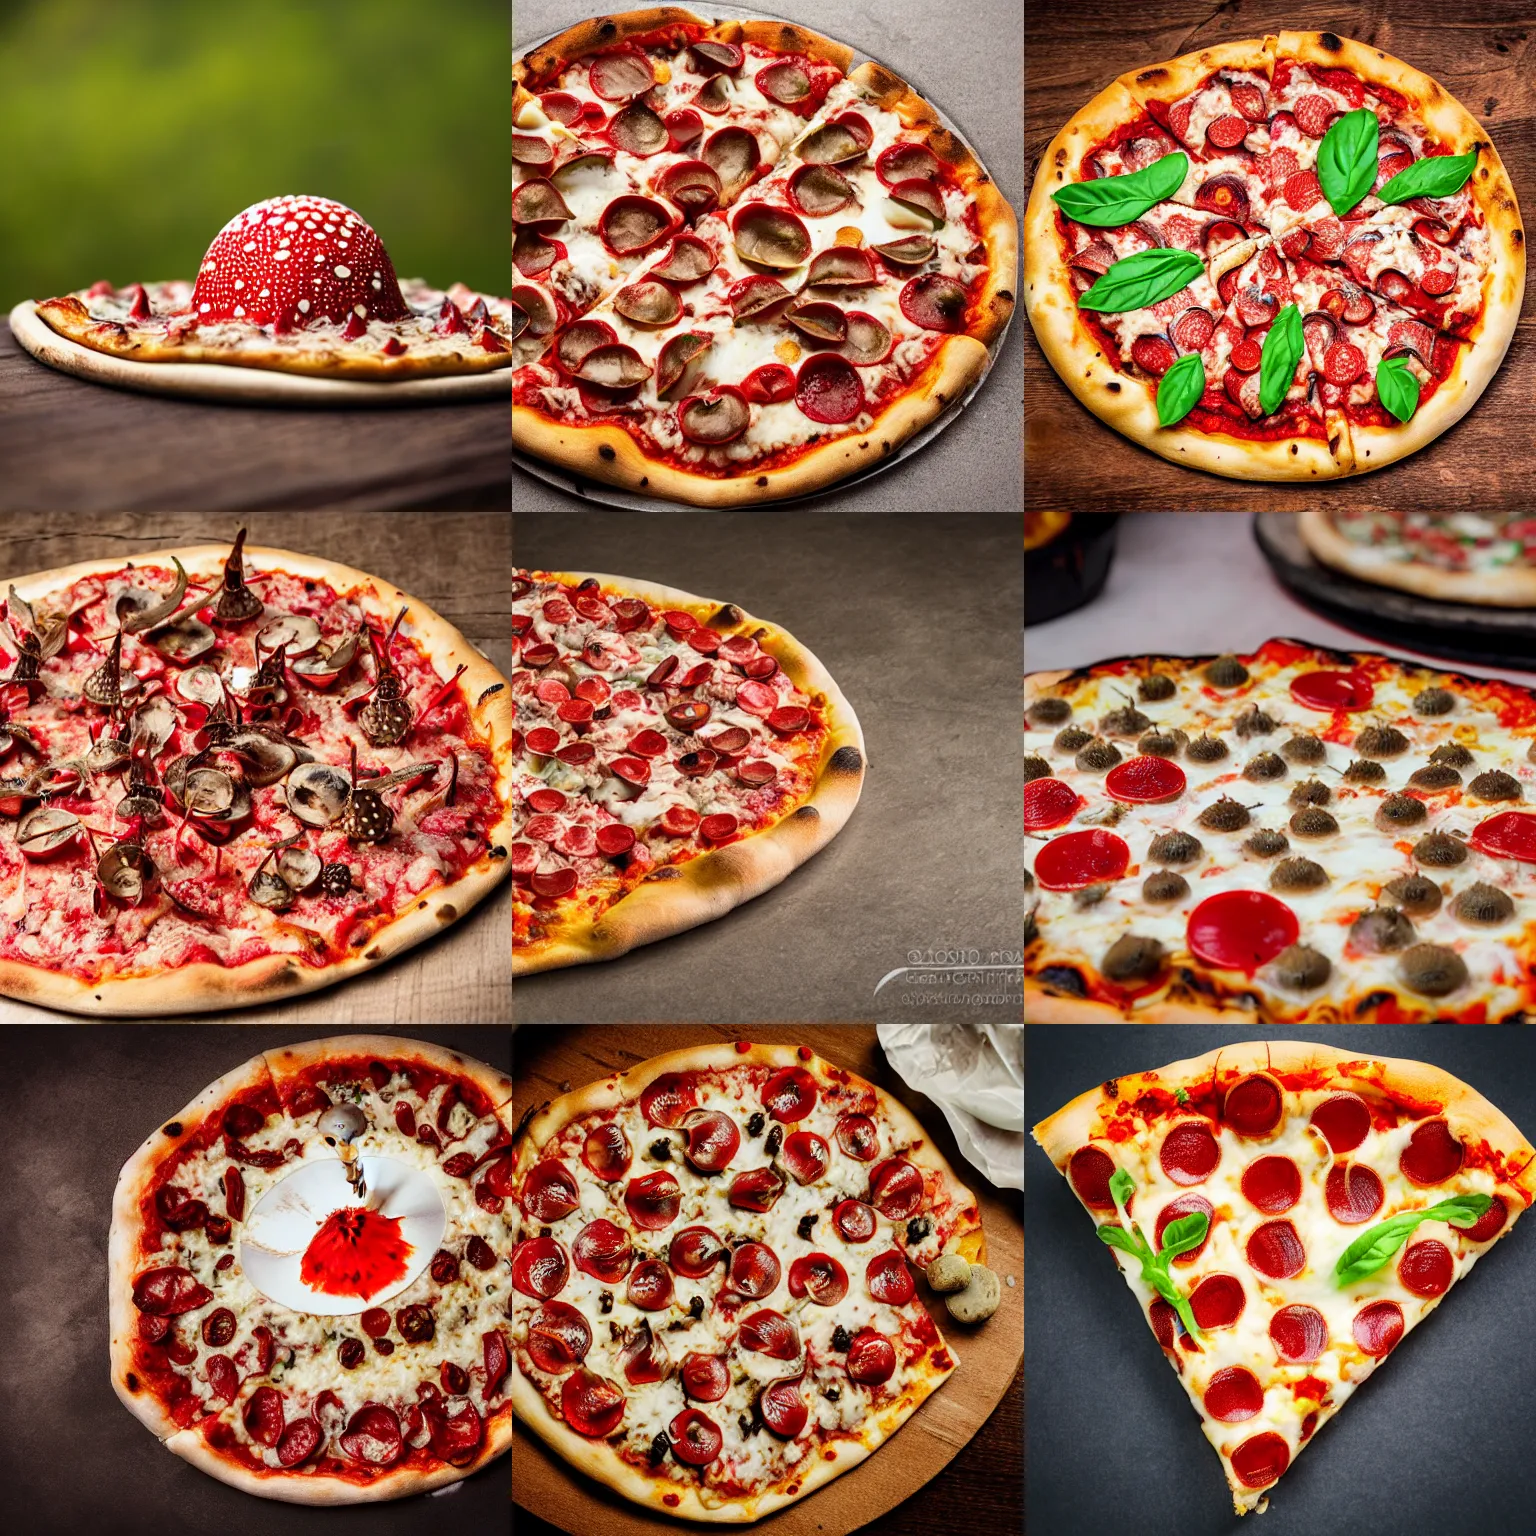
{"left": 513, "top": 0, "right": 1023, "bottom": 513}
{"left": 513, "top": 513, "right": 1024, "bottom": 1023}
{"left": 1025, "top": 1026, "right": 1536, "bottom": 1536}
{"left": 0, "top": 1026, "right": 510, "bottom": 1536}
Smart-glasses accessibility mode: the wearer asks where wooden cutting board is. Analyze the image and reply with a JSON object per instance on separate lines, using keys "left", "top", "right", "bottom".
{"left": 511, "top": 1024, "right": 1023, "bottom": 1533}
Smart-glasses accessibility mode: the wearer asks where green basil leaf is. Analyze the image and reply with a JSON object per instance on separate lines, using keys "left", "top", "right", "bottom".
{"left": 1334, "top": 1213, "right": 1422, "bottom": 1286}
{"left": 1167, "top": 1289, "right": 1205, "bottom": 1346}
{"left": 1424, "top": 1193, "right": 1494, "bottom": 1227}
{"left": 1379, "top": 149, "right": 1477, "bottom": 205}
{"left": 1317, "top": 107, "right": 1380, "bottom": 216}
{"left": 1376, "top": 356, "right": 1421, "bottom": 423}
{"left": 1078, "top": 249, "right": 1203, "bottom": 314}
{"left": 1157, "top": 1211, "right": 1211, "bottom": 1260}
{"left": 1096, "top": 1223, "right": 1142, "bottom": 1257}
{"left": 1258, "top": 303, "right": 1303, "bottom": 416}
{"left": 1156, "top": 352, "right": 1205, "bottom": 427}
{"left": 1144, "top": 1260, "right": 1205, "bottom": 1344}
{"left": 1051, "top": 152, "right": 1190, "bottom": 227}
{"left": 1174, "top": 1087, "right": 1189, "bottom": 1105}
{"left": 1108, "top": 1168, "right": 1136, "bottom": 1209}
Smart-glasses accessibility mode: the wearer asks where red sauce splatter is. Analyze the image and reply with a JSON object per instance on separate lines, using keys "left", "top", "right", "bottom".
{"left": 300, "top": 1206, "right": 411, "bottom": 1298}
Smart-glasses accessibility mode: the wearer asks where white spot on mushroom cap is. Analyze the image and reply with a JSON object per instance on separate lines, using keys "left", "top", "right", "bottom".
{"left": 354, "top": 304, "right": 367, "bottom": 317}
{"left": 335, "top": 265, "right": 351, "bottom": 279}
{"left": 259, "top": 288, "right": 271, "bottom": 298}
{"left": 371, "top": 279, "right": 382, "bottom": 290}
{"left": 199, "top": 303, "right": 211, "bottom": 313}
{"left": 233, "top": 305, "right": 245, "bottom": 317}
{"left": 233, "top": 279, "right": 244, "bottom": 290}
{"left": 273, "top": 250, "right": 291, "bottom": 262}
{"left": 243, "top": 241, "right": 257, "bottom": 253}
{"left": 297, "top": 298, "right": 311, "bottom": 313}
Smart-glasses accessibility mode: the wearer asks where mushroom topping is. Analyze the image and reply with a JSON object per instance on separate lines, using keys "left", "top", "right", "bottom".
{"left": 1102, "top": 934, "right": 1164, "bottom": 985}
{"left": 285, "top": 761, "right": 352, "bottom": 827}
{"left": 1270, "top": 944, "right": 1332, "bottom": 991}
{"left": 248, "top": 864, "right": 296, "bottom": 911}
{"left": 277, "top": 846, "right": 323, "bottom": 893}
{"left": 1374, "top": 794, "right": 1427, "bottom": 832}
{"left": 149, "top": 615, "right": 216, "bottom": 663}
{"left": 182, "top": 767, "right": 236, "bottom": 819}
{"left": 1054, "top": 726, "right": 1092, "bottom": 753}
{"left": 1350, "top": 907, "right": 1417, "bottom": 954}
{"left": 1280, "top": 734, "right": 1326, "bottom": 764}
{"left": 291, "top": 630, "right": 360, "bottom": 688}
{"left": 732, "top": 204, "right": 812, "bottom": 269}
{"left": 1452, "top": 883, "right": 1515, "bottom": 927}
{"left": 1245, "top": 828, "right": 1289, "bottom": 859}
{"left": 1399, "top": 944, "right": 1469, "bottom": 997}
{"left": 1186, "top": 733, "right": 1229, "bottom": 763}
{"left": 1138, "top": 674, "right": 1176, "bottom": 702}
{"left": 1074, "top": 740, "right": 1122, "bottom": 773}
{"left": 1197, "top": 797, "right": 1250, "bottom": 832}
{"left": 340, "top": 748, "right": 394, "bottom": 845}
{"left": 1413, "top": 831, "right": 1468, "bottom": 867}
{"left": 116, "top": 558, "right": 189, "bottom": 633}
{"left": 226, "top": 731, "right": 298, "bottom": 788}
{"left": 1203, "top": 654, "right": 1249, "bottom": 688}
{"left": 98, "top": 841, "right": 156, "bottom": 904}
{"left": 1271, "top": 857, "right": 1328, "bottom": 894}
{"left": 1384, "top": 873, "right": 1443, "bottom": 917}
{"left": 130, "top": 697, "right": 178, "bottom": 756}
{"left": 1148, "top": 830, "right": 1203, "bottom": 866}
{"left": 16, "top": 807, "right": 83, "bottom": 858}
{"left": 1141, "top": 869, "right": 1189, "bottom": 904}
{"left": 255, "top": 614, "right": 322, "bottom": 657}
{"left": 1243, "top": 751, "right": 1287, "bottom": 782}
{"left": 214, "top": 529, "right": 265, "bottom": 623}
{"left": 1026, "top": 698, "right": 1072, "bottom": 726}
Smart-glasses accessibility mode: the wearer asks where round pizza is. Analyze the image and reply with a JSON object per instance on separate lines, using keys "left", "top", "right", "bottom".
{"left": 1300, "top": 509, "right": 1536, "bottom": 607}
{"left": 512, "top": 568, "right": 864, "bottom": 973}
{"left": 513, "top": 6, "right": 1018, "bottom": 505}
{"left": 108, "top": 1035, "right": 513, "bottom": 1503}
{"left": 9, "top": 195, "right": 514, "bottom": 401}
{"left": 0, "top": 533, "right": 513, "bottom": 1014}
{"left": 511, "top": 1041, "right": 992, "bottom": 1522}
{"left": 1034, "top": 1040, "right": 1536, "bottom": 1514}
{"left": 1025, "top": 31, "right": 1525, "bottom": 479}
{"left": 1025, "top": 638, "right": 1536, "bottom": 1023}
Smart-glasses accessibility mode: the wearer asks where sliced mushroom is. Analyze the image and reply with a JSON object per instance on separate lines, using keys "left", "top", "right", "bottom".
{"left": 290, "top": 630, "right": 360, "bottom": 687}
{"left": 277, "top": 845, "right": 323, "bottom": 892}
{"left": 16, "top": 807, "right": 82, "bottom": 858}
{"left": 255, "top": 614, "right": 321, "bottom": 656}
{"left": 149, "top": 616, "right": 216, "bottom": 663}
{"left": 130, "top": 696, "right": 178, "bottom": 755}
{"left": 98, "top": 842, "right": 156, "bottom": 904}
{"left": 117, "top": 558, "right": 189, "bottom": 633}
{"left": 225, "top": 731, "right": 298, "bottom": 788}
{"left": 182, "top": 767, "right": 236, "bottom": 818}
{"left": 176, "top": 666, "right": 226, "bottom": 708}
{"left": 248, "top": 868, "right": 296, "bottom": 911}
{"left": 285, "top": 761, "right": 352, "bottom": 826}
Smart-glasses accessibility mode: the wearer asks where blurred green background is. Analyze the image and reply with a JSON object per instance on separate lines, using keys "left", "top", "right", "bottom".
{"left": 0, "top": 0, "right": 507, "bottom": 308}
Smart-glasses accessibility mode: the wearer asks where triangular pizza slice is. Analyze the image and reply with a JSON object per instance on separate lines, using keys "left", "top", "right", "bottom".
{"left": 1033, "top": 1041, "right": 1536, "bottom": 1515}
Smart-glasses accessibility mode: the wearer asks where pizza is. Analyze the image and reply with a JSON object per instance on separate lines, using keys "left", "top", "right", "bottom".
{"left": 1300, "top": 509, "right": 1536, "bottom": 607}
{"left": 1033, "top": 1040, "right": 1536, "bottom": 1514}
{"left": 513, "top": 6, "right": 1018, "bottom": 506}
{"left": 1025, "top": 637, "right": 1536, "bottom": 1022}
{"left": 511, "top": 1041, "right": 992, "bottom": 1522}
{"left": 108, "top": 1034, "right": 513, "bottom": 1503}
{"left": 1024, "top": 31, "right": 1525, "bottom": 479}
{"left": 9, "top": 195, "right": 514, "bottom": 396}
{"left": 512, "top": 568, "right": 864, "bottom": 973}
{"left": 0, "top": 532, "right": 514, "bottom": 1014}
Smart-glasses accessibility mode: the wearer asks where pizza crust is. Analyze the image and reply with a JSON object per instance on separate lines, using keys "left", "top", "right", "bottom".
{"left": 514, "top": 575, "right": 864, "bottom": 975}
{"left": 0, "top": 545, "right": 514, "bottom": 1016}
{"left": 262, "top": 1033, "right": 513, "bottom": 1115}
{"left": 515, "top": 6, "right": 716, "bottom": 87}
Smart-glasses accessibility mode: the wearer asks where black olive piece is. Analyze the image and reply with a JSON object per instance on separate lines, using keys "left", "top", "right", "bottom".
{"left": 1271, "top": 857, "right": 1328, "bottom": 894}
{"left": 1270, "top": 944, "right": 1332, "bottom": 991}
{"left": 1281, "top": 734, "right": 1326, "bottom": 764}
{"left": 1138, "top": 728, "right": 1186, "bottom": 758}
{"left": 690, "top": 1295, "right": 704, "bottom": 1318}
{"left": 1039, "top": 965, "right": 1087, "bottom": 996}
{"left": 1399, "top": 943, "right": 1469, "bottom": 997}
{"left": 822, "top": 1386, "right": 842, "bottom": 1402}
{"left": 746, "top": 1112, "right": 765, "bottom": 1137}
{"left": 1429, "top": 742, "right": 1474, "bottom": 769}
{"left": 1350, "top": 907, "right": 1417, "bottom": 954}
{"left": 765, "top": 1125, "right": 783, "bottom": 1157}
{"left": 1342, "top": 759, "right": 1387, "bottom": 783}
{"left": 1102, "top": 934, "right": 1165, "bottom": 984}
{"left": 832, "top": 1325, "right": 852, "bottom": 1352}
{"left": 1413, "top": 687, "right": 1455, "bottom": 717}
{"left": 1289, "top": 779, "right": 1332, "bottom": 807}
{"left": 1244, "top": 828, "right": 1289, "bottom": 859}
{"left": 1468, "top": 770, "right": 1522, "bottom": 802}
{"left": 1452, "top": 882, "right": 1515, "bottom": 926}
{"left": 1055, "top": 726, "right": 1093, "bottom": 752}
{"left": 798, "top": 1214, "right": 816, "bottom": 1240}
{"left": 1138, "top": 673, "right": 1176, "bottom": 702}
{"left": 540, "top": 1226, "right": 553, "bottom": 1238}
{"left": 1100, "top": 705, "right": 1151, "bottom": 737}
{"left": 1024, "top": 755, "right": 1052, "bottom": 783}
{"left": 1290, "top": 807, "right": 1339, "bottom": 839}
{"left": 666, "top": 1319, "right": 687, "bottom": 1332}
{"left": 1235, "top": 706, "right": 1276, "bottom": 738}
{"left": 1385, "top": 874, "right": 1442, "bottom": 917}
{"left": 1243, "top": 752, "right": 1287, "bottom": 782}
{"left": 1374, "top": 794, "right": 1428, "bottom": 832}
{"left": 1197, "top": 797, "right": 1250, "bottom": 832}
{"left": 1027, "top": 697, "right": 1072, "bottom": 727}
{"left": 599, "top": 1293, "right": 614, "bottom": 1315}
{"left": 1354, "top": 725, "right": 1409, "bottom": 758}
{"left": 650, "top": 1432, "right": 671, "bottom": 1465}
{"left": 738, "top": 1414, "right": 753, "bottom": 1439}
{"left": 1186, "top": 734, "right": 1230, "bottom": 763}
{"left": 1413, "top": 831, "right": 1468, "bottom": 867}
{"left": 1075, "top": 740, "right": 1123, "bottom": 773}
{"left": 1148, "top": 830, "right": 1203, "bottom": 866}
{"left": 649, "top": 1138, "right": 673, "bottom": 1161}
{"left": 906, "top": 1217, "right": 932, "bottom": 1243}
{"left": 1204, "top": 654, "right": 1249, "bottom": 688}
{"left": 1142, "top": 869, "right": 1190, "bottom": 904}
{"left": 1073, "top": 883, "right": 1110, "bottom": 909}
{"left": 1408, "top": 764, "right": 1461, "bottom": 792}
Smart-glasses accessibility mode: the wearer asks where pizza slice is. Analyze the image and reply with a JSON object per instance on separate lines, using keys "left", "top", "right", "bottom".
{"left": 1034, "top": 1041, "right": 1536, "bottom": 1515}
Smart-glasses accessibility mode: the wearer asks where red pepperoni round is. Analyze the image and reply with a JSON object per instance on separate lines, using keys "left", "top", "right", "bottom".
{"left": 1160, "top": 1122, "right": 1220, "bottom": 1186}
{"left": 1155, "top": 1194, "right": 1215, "bottom": 1264}
{"left": 1293, "top": 93, "right": 1337, "bottom": 137}
{"left": 1171, "top": 306, "right": 1215, "bottom": 351}
{"left": 1131, "top": 334, "right": 1179, "bottom": 377}
{"left": 1241, "top": 1156, "right": 1302, "bottom": 1214}
{"left": 1310, "top": 1092, "right": 1371, "bottom": 1153}
{"left": 1149, "top": 1297, "right": 1177, "bottom": 1351}
{"left": 1282, "top": 169, "right": 1323, "bottom": 211}
{"left": 1067, "top": 1146, "right": 1119, "bottom": 1210}
{"left": 1398, "top": 1239, "right": 1453, "bottom": 1298}
{"left": 1400, "top": 1119, "right": 1463, "bottom": 1186}
{"left": 1187, "top": 890, "right": 1300, "bottom": 973}
{"left": 1289, "top": 669, "right": 1374, "bottom": 712}
{"left": 1023, "top": 776, "right": 1083, "bottom": 832}
{"left": 1231, "top": 82, "right": 1268, "bottom": 121}
{"left": 1231, "top": 1432, "right": 1290, "bottom": 1489}
{"left": 1104, "top": 755, "right": 1187, "bottom": 805}
{"left": 1469, "top": 810, "right": 1536, "bottom": 864}
{"left": 1206, "top": 114, "right": 1250, "bottom": 150}
{"left": 1230, "top": 336, "right": 1263, "bottom": 372}
{"left": 1270, "top": 1304, "right": 1328, "bottom": 1362}
{"left": 1191, "top": 1273, "right": 1246, "bottom": 1330}
{"left": 1325, "top": 1163, "right": 1384, "bottom": 1225}
{"left": 1353, "top": 1300, "right": 1404, "bottom": 1357}
{"left": 1323, "top": 340, "right": 1365, "bottom": 384}
{"left": 1033, "top": 829, "right": 1130, "bottom": 892}
{"left": 1420, "top": 267, "right": 1456, "bottom": 297}
{"left": 1246, "top": 1220, "right": 1305, "bottom": 1279}
{"left": 1204, "top": 1366, "right": 1264, "bottom": 1422}
{"left": 1460, "top": 1194, "right": 1508, "bottom": 1243}
{"left": 1224, "top": 1075, "right": 1283, "bottom": 1137}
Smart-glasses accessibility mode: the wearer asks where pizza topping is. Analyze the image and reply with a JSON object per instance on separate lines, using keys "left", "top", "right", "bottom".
{"left": 1398, "top": 1120, "right": 1462, "bottom": 1185}
{"left": 1245, "top": 1219, "right": 1305, "bottom": 1279}
{"left": 1189, "top": 1273, "right": 1245, "bottom": 1329}
{"left": 1351, "top": 1299, "right": 1404, "bottom": 1357}
{"left": 833, "top": 1198, "right": 880, "bottom": 1242}
{"left": 1231, "top": 1431, "right": 1290, "bottom": 1489}
{"left": 1204, "top": 1365, "right": 1264, "bottom": 1422}
{"left": 1160, "top": 1123, "right": 1221, "bottom": 1186}
{"left": 132, "top": 1266, "right": 213, "bottom": 1317}
{"left": 1324, "top": 1163, "right": 1384, "bottom": 1225}
{"left": 1155, "top": 1194, "right": 1216, "bottom": 1264}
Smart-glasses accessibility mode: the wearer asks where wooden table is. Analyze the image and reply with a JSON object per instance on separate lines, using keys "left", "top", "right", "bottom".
{"left": 0, "top": 511, "right": 511, "bottom": 1024}
{"left": 0, "top": 326, "right": 510, "bottom": 511}
{"left": 1025, "top": 1, "right": 1536, "bottom": 513}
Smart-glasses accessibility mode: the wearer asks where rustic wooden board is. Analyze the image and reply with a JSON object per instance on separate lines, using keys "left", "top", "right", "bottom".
{"left": 0, "top": 510, "right": 511, "bottom": 1024}
{"left": 511, "top": 1024, "right": 1023, "bottom": 1533}
{"left": 1025, "top": 2, "right": 1536, "bottom": 512}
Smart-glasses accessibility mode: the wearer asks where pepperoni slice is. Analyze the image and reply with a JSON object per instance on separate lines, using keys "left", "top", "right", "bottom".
{"left": 1149, "top": 1297, "right": 1177, "bottom": 1352}
{"left": 1353, "top": 1300, "right": 1405, "bottom": 1357}
{"left": 1224, "top": 1075, "right": 1282, "bottom": 1137}
{"left": 1241, "top": 1156, "right": 1301, "bottom": 1214}
{"left": 1246, "top": 1220, "right": 1305, "bottom": 1279}
{"left": 1325, "top": 1163, "right": 1384, "bottom": 1225}
{"left": 1290, "top": 669, "right": 1374, "bottom": 712}
{"left": 1400, "top": 1119, "right": 1463, "bottom": 1185}
{"left": 1067, "top": 1146, "right": 1119, "bottom": 1210}
{"left": 1171, "top": 306, "right": 1215, "bottom": 352}
{"left": 1160, "top": 1122, "right": 1220, "bottom": 1187}
{"left": 1420, "top": 267, "right": 1456, "bottom": 297}
{"left": 1034, "top": 829, "right": 1130, "bottom": 892}
{"left": 1310, "top": 1092, "right": 1371, "bottom": 1153}
{"left": 1187, "top": 890, "right": 1299, "bottom": 973}
{"left": 1270, "top": 1304, "right": 1328, "bottom": 1363}
{"left": 1399, "top": 1239, "right": 1453, "bottom": 1298}
{"left": 1023, "top": 776, "right": 1083, "bottom": 832}
{"left": 1323, "top": 340, "right": 1365, "bottom": 385}
{"left": 1190, "top": 1273, "right": 1246, "bottom": 1329}
{"left": 1460, "top": 1194, "right": 1508, "bottom": 1243}
{"left": 1104, "top": 755, "right": 1187, "bottom": 805}
{"left": 1293, "top": 93, "right": 1337, "bottom": 138}
{"left": 1204, "top": 1366, "right": 1265, "bottom": 1422}
{"left": 1283, "top": 170, "right": 1323, "bottom": 211}
{"left": 1469, "top": 810, "right": 1536, "bottom": 863}
{"left": 1231, "top": 1431, "right": 1291, "bottom": 1489}
{"left": 1155, "top": 1194, "right": 1215, "bottom": 1264}
{"left": 1230, "top": 82, "right": 1267, "bottom": 121}
{"left": 1131, "top": 334, "right": 1178, "bottom": 377}
{"left": 1206, "top": 114, "right": 1250, "bottom": 150}
{"left": 1229, "top": 337, "right": 1263, "bottom": 372}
